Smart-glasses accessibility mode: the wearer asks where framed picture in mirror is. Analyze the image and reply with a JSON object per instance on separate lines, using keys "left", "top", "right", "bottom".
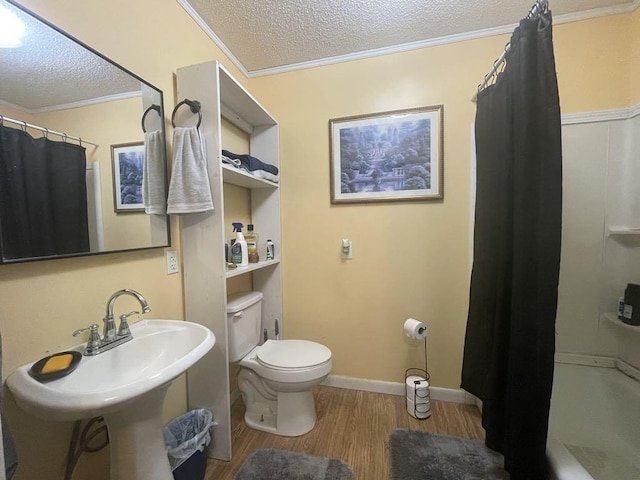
{"left": 111, "top": 142, "right": 144, "bottom": 213}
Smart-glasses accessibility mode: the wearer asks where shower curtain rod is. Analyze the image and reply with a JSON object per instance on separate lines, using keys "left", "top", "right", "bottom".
{"left": 0, "top": 115, "right": 99, "bottom": 147}
{"left": 472, "top": 0, "right": 549, "bottom": 102}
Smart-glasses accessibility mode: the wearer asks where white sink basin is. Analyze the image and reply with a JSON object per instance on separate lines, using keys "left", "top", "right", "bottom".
{"left": 7, "top": 319, "right": 215, "bottom": 421}
{"left": 6, "top": 319, "right": 215, "bottom": 480}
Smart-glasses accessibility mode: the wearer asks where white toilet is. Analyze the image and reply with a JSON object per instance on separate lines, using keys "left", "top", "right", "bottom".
{"left": 227, "top": 291, "right": 332, "bottom": 436}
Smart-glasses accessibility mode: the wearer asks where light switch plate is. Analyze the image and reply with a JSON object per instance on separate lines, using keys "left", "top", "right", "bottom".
{"left": 166, "top": 251, "right": 179, "bottom": 274}
{"left": 341, "top": 240, "right": 353, "bottom": 260}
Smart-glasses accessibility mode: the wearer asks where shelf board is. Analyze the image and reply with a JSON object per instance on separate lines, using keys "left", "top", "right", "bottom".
{"left": 222, "top": 165, "right": 278, "bottom": 189}
{"left": 602, "top": 312, "right": 640, "bottom": 332}
{"left": 225, "top": 258, "right": 280, "bottom": 278}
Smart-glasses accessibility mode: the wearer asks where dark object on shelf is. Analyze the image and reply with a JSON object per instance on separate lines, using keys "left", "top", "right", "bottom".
{"left": 621, "top": 283, "right": 640, "bottom": 326}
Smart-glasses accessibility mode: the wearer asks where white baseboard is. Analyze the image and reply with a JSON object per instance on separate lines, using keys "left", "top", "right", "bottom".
{"left": 321, "top": 374, "right": 477, "bottom": 405}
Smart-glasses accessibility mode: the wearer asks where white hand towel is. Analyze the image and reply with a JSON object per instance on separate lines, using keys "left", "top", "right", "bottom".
{"left": 142, "top": 130, "right": 166, "bottom": 214}
{"left": 167, "top": 126, "right": 214, "bottom": 214}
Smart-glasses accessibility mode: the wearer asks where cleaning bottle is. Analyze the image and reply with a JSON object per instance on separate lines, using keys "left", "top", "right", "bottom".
{"left": 266, "top": 239, "right": 275, "bottom": 260}
{"left": 245, "top": 224, "right": 259, "bottom": 263}
{"left": 230, "top": 222, "right": 248, "bottom": 266}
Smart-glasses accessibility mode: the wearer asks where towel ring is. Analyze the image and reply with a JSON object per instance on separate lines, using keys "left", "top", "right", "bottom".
{"left": 171, "top": 99, "right": 201, "bottom": 129}
{"left": 141, "top": 104, "right": 162, "bottom": 133}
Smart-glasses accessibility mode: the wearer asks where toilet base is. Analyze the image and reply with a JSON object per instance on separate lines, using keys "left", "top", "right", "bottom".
{"left": 244, "top": 390, "right": 317, "bottom": 437}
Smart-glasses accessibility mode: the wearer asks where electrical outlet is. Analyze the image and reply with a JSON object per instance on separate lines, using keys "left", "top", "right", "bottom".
{"left": 166, "top": 251, "right": 179, "bottom": 274}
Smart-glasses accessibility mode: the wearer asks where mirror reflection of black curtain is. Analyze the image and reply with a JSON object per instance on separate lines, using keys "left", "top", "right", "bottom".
{"left": 0, "top": 125, "right": 90, "bottom": 260}
{"left": 461, "top": 11, "right": 562, "bottom": 480}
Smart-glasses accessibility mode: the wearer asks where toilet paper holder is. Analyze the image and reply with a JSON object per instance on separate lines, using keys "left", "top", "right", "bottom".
{"left": 404, "top": 330, "right": 431, "bottom": 419}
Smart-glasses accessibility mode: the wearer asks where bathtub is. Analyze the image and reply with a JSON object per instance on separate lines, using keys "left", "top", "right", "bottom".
{"left": 547, "top": 360, "right": 640, "bottom": 480}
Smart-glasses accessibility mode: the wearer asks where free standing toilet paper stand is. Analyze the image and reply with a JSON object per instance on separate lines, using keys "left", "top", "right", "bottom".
{"left": 405, "top": 334, "right": 431, "bottom": 419}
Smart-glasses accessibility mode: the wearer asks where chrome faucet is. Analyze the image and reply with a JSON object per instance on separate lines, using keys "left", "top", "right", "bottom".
{"left": 73, "top": 289, "right": 151, "bottom": 356}
{"left": 103, "top": 289, "right": 151, "bottom": 341}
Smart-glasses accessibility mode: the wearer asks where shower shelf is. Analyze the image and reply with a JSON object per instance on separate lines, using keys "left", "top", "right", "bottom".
{"left": 607, "top": 226, "right": 640, "bottom": 237}
{"left": 602, "top": 312, "right": 640, "bottom": 332}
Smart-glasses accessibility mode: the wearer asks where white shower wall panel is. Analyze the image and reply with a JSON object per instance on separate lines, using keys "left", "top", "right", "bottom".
{"left": 556, "top": 121, "right": 609, "bottom": 356}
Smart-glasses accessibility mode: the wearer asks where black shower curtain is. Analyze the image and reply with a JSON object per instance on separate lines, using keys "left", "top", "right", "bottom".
{"left": 461, "top": 11, "right": 562, "bottom": 480}
{"left": 0, "top": 125, "right": 90, "bottom": 260}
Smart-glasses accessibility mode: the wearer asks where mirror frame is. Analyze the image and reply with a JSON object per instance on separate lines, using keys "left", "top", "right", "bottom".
{"left": 0, "top": 0, "right": 171, "bottom": 264}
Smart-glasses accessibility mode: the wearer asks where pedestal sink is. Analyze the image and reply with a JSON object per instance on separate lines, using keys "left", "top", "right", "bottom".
{"left": 6, "top": 319, "right": 215, "bottom": 480}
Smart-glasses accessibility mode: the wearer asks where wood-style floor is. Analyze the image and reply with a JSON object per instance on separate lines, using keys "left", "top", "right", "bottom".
{"left": 204, "top": 385, "right": 485, "bottom": 480}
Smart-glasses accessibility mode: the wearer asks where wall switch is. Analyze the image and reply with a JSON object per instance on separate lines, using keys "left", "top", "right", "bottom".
{"left": 166, "top": 250, "right": 179, "bottom": 274}
{"left": 341, "top": 239, "right": 353, "bottom": 260}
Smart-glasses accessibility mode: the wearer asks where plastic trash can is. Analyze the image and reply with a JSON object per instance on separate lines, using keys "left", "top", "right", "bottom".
{"left": 164, "top": 409, "right": 216, "bottom": 480}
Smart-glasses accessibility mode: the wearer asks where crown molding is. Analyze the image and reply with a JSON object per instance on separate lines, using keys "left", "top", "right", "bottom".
{"left": 179, "top": 0, "right": 639, "bottom": 78}
{"left": 247, "top": 1, "right": 640, "bottom": 78}
{"left": 0, "top": 91, "right": 141, "bottom": 115}
{"left": 175, "top": 0, "right": 249, "bottom": 78}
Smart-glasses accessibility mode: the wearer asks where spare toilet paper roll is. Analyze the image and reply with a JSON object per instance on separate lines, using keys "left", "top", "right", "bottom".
{"left": 404, "top": 318, "right": 427, "bottom": 340}
{"left": 406, "top": 375, "right": 430, "bottom": 402}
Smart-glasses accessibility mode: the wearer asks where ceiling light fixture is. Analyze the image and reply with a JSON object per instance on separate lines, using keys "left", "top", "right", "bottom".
{"left": 0, "top": 6, "right": 25, "bottom": 48}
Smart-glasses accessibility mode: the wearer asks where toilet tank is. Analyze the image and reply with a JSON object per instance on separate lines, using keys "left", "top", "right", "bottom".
{"left": 227, "top": 291, "right": 263, "bottom": 362}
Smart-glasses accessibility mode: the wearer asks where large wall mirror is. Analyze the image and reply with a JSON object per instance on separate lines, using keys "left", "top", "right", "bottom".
{"left": 0, "top": 0, "right": 170, "bottom": 263}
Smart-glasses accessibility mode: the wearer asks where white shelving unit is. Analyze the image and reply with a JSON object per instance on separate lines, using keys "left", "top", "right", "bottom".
{"left": 176, "top": 61, "right": 281, "bottom": 460}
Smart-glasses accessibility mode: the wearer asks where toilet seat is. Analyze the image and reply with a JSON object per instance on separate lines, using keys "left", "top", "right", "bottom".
{"left": 257, "top": 340, "right": 331, "bottom": 370}
{"left": 239, "top": 340, "right": 332, "bottom": 384}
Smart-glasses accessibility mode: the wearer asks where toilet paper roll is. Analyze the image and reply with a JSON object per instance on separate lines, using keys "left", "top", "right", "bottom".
{"left": 407, "top": 396, "right": 432, "bottom": 419}
{"left": 406, "top": 375, "right": 430, "bottom": 402}
{"left": 404, "top": 318, "right": 427, "bottom": 340}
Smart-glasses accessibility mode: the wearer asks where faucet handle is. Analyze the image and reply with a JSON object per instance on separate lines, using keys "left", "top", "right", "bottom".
{"left": 117, "top": 311, "right": 139, "bottom": 337}
{"left": 73, "top": 324, "right": 101, "bottom": 355}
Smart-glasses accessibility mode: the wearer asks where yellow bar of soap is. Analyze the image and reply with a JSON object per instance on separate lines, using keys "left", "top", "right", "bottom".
{"left": 41, "top": 353, "right": 73, "bottom": 374}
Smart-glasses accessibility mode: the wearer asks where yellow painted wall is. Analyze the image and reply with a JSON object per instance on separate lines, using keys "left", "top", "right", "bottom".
{"left": 248, "top": 12, "right": 637, "bottom": 389}
{"left": 632, "top": 8, "right": 640, "bottom": 105}
{"left": 0, "top": 0, "right": 242, "bottom": 479}
{"left": 1, "top": 2, "right": 638, "bottom": 479}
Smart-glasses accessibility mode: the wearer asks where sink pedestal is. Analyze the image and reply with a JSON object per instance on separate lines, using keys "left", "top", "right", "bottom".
{"left": 104, "top": 384, "right": 173, "bottom": 480}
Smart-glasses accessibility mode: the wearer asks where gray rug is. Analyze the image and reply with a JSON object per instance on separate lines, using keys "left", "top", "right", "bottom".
{"left": 390, "top": 429, "right": 509, "bottom": 480}
{"left": 235, "top": 448, "right": 354, "bottom": 480}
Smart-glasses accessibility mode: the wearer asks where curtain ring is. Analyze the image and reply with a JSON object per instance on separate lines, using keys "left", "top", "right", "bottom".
{"left": 79, "top": 138, "right": 83, "bottom": 147}
{"left": 21, "top": 121, "right": 27, "bottom": 132}
{"left": 0, "top": 115, "right": 4, "bottom": 126}
{"left": 44, "top": 127, "right": 49, "bottom": 138}
{"left": 62, "top": 133, "right": 68, "bottom": 142}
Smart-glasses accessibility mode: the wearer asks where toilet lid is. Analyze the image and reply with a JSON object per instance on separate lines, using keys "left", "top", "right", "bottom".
{"left": 257, "top": 340, "right": 331, "bottom": 369}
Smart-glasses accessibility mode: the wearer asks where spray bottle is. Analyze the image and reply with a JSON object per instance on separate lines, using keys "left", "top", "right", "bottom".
{"left": 230, "top": 222, "right": 248, "bottom": 266}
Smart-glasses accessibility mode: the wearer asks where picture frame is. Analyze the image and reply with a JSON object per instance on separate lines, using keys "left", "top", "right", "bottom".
{"left": 111, "top": 142, "right": 144, "bottom": 213}
{"left": 329, "top": 105, "right": 444, "bottom": 204}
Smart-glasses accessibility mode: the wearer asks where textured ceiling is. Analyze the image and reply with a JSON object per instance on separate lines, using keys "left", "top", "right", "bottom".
{"left": 181, "top": 0, "right": 635, "bottom": 74}
{"left": 0, "top": 0, "right": 141, "bottom": 112}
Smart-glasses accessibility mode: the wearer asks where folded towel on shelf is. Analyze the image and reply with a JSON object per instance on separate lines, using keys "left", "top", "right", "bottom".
{"left": 248, "top": 169, "right": 279, "bottom": 183}
{"left": 221, "top": 154, "right": 241, "bottom": 168}
{"left": 167, "top": 126, "right": 213, "bottom": 214}
{"left": 222, "top": 149, "right": 278, "bottom": 175}
{"left": 142, "top": 130, "right": 166, "bottom": 214}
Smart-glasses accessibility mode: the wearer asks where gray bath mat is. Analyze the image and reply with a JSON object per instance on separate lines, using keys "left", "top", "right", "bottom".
{"left": 389, "top": 429, "right": 509, "bottom": 480}
{"left": 235, "top": 448, "right": 354, "bottom": 480}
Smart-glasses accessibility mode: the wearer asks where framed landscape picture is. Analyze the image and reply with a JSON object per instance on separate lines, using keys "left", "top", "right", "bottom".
{"left": 329, "top": 105, "right": 443, "bottom": 204}
{"left": 111, "top": 142, "right": 144, "bottom": 213}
